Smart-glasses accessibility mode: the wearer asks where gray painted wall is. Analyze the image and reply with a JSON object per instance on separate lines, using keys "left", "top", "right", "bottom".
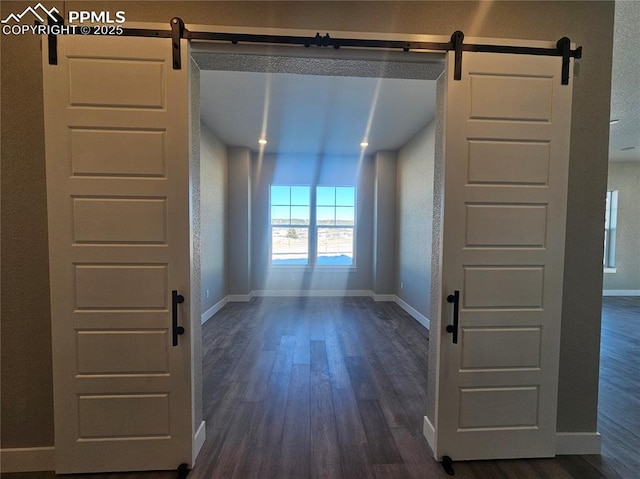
{"left": 200, "top": 121, "right": 229, "bottom": 312}
{"left": 395, "top": 121, "right": 436, "bottom": 319}
{"left": 228, "top": 147, "right": 252, "bottom": 295}
{"left": 373, "top": 152, "right": 397, "bottom": 296}
{"left": 250, "top": 153, "right": 374, "bottom": 291}
{"left": 603, "top": 162, "right": 640, "bottom": 291}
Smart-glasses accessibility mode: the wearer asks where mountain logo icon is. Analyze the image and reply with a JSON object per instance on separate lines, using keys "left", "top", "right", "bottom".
{"left": 1, "top": 3, "right": 60, "bottom": 24}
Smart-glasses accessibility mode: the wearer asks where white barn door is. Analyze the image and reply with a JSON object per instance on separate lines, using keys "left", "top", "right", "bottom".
{"left": 433, "top": 50, "right": 573, "bottom": 460}
{"left": 43, "top": 34, "right": 194, "bottom": 473}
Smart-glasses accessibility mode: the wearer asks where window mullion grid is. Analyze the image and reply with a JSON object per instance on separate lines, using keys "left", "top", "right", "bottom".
{"left": 271, "top": 185, "right": 354, "bottom": 266}
{"left": 291, "top": 187, "right": 311, "bottom": 266}
{"left": 310, "top": 186, "right": 317, "bottom": 267}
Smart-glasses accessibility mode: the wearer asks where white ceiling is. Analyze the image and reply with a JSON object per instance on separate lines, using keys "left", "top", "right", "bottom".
{"left": 609, "top": 1, "right": 640, "bottom": 162}
{"left": 200, "top": 71, "right": 437, "bottom": 156}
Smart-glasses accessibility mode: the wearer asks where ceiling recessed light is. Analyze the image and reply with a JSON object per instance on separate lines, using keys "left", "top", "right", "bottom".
{"left": 610, "top": 119, "right": 620, "bottom": 125}
{"left": 258, "top": 138, "right": 268, "bottom": 145}
{"left": 360, "top": 141, "right": 369, "bottom": 148}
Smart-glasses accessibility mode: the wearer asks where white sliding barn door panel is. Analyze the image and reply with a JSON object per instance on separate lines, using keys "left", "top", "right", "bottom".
{"left": 43, "top": 34, "right": 193, "bottom": 473}
{"left": 434, "top": 51, "right": 573, "bottom": 460}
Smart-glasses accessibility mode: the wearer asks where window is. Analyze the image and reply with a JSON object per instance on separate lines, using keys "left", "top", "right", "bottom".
{"left": 604, "top": 190, "right": 618, "bottom": 269}
{"left": 316, "top": 186, "right": 355, "bottom": 265}
{"left": 270, "top": 185, "right": 356, "bottom": 266}
{"left": 270, "top": 186, "right": 310, "bottom": 265}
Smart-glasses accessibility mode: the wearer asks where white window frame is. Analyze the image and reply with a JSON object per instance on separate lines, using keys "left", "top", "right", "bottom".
{"left": 269, "top": 185, "right": 311, "bottom": 266}
{"left": 269, "top": 184, "right": 357, "bottom": 268}
{"left": 604, "top": 190, "right": 618, "bottom": 272}
{"left": 315, "top": 186, "right": 357, "bottom": 268}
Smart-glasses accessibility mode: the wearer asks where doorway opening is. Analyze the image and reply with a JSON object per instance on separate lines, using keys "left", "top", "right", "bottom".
{"left": 192, "top": 43, "right": 445, "bottom": 475}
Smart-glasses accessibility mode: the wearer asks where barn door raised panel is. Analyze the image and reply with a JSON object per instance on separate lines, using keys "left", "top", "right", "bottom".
{"left": 434, "top": 50, "right": 573, "bottom": 460}
{"left": 43, "top": 34, "right": 193, "bottom": 473}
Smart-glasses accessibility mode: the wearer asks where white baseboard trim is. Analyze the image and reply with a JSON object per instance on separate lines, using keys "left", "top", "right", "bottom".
{"left": 423, "top": 416, "right": 436, "bottom": 457}
{"left": 228, "top": 292, "right": 254, "bottom": 302}
{"left": 372, "top": 293, "right": 396, "bottom": 302}
{"left": 555, "top": 432, "right": 601, "bottom": 455}
{"left": 420, "top": 422, "right": 601, "bottom": 458}
{"left": 201, "top": 296, "right": 228, "bottom": 324}
{"left": 192, "top": 420, "right": 206, "bottom": 465}
{"left": 603, "top": 289, "right": 640, "bottom": 296}
{"left": 395, "top": 295, "right": 430, "bottom": 330}
{"left": 226, "top": 290, "right": 430, "bottom": 334}
{"left": 0, "top": 446, "right": 55, "bottom": 473}
{"left": 252, "top": 289, "right": 372, "bottom": 297}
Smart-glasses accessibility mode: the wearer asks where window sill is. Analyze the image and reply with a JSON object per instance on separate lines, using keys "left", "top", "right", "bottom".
{"left": 269, "top": 265, "right": 358, "bottom": 273}
{"left": 604, "top": 267, "right": 617, "bottom": 274}
{"left": 315, "top": 266, "right": 358, "bottom": 272}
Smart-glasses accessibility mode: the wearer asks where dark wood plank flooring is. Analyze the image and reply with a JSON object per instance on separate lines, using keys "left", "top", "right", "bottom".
{"left": 7, "top": 296, "right": 639, "bottom": 478}
{"left": 191, "top": 297, "right": 432, "bottom": 479}
{"left": 588, "top": 296, "right": 640, "bottom": 479}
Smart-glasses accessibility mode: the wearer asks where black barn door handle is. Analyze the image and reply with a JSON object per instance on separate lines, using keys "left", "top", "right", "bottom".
{"left": 172, "top": 290, "right": 185, "bottom": 346}
{"left": 446, "top": 290, "right": 459, "bottom": 344}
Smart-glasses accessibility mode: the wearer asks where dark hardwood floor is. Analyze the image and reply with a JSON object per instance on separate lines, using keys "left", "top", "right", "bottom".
{"left": 6, "top": 296, "right": 639, "bottom": 479}
{"left": 191, "top": 297, "right": 434, "bottom": 479}
{"left": 587, "top": 296, "right": 640, "bottom": 479}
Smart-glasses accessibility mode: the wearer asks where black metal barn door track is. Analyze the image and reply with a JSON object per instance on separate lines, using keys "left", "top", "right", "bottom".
{"left": 45, "top": 16, "right": 582, "bottom": 85}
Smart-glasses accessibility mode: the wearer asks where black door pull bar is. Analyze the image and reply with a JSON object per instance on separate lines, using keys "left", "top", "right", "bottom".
{"left": 446, "top": 291, "right": 460, "bottom": 344}
{"left": 172, "top": 290, "right": 185, "bottom": 346}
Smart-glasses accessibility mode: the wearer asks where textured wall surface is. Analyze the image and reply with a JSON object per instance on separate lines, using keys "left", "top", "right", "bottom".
{"left": 427, "top": 74, "right": 447, "bottom": 426}
{"left": 227, "top": 147, "right": 252, "bottom": 295}
{"left": 603, "top": 162, "right": 640, "bottom": 291}
{"left": 200, "top": 120, "right": 229, "bottom": 311}
{"left": 373, "top": 151, "right": 397, "bottom": 295}
{"left": 1, "top": 0, "right": 614, "bottom": 448}
{"left": 0, "top": 0, "right": 59, "bottom": 449}
{"left": 189, "top": 59, "right": 203, "bottom": 432}
{"left": 192, "top": 51, "right": 444, "bottom": 80}
{"left": 609, "top": 1, "right": 640, "bottom": 161}
{"left": 395, "top": 121, "right": 436, "bottom": 319}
